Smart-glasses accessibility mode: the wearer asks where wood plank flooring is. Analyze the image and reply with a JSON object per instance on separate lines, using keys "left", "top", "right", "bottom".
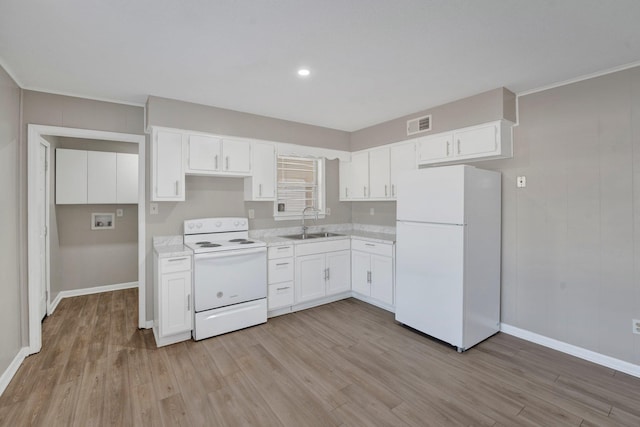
{"left": 1, "top": 288, "right": 639, "bottom": 426}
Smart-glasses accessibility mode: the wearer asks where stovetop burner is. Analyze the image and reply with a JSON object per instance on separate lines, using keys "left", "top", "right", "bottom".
{"left": 229, "top": 238, "right": 248, "bottom": 242}
{"left": 196, "top": 241, "right": 211, "bottom": 244}
{"left": 240, "top": 241, "right": 255, "bottom": 244}
{"left": 200, "top": 243, "right": 222, "bottom": 248}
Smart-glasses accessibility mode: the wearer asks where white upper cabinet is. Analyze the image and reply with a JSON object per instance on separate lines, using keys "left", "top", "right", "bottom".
{"left": 116, "top": 153, "right": 139, "bottom": 204}
{"left": 389, "top": 142, "right": 416, "bottom": 199}
{"left": 417, "top": 120, "right": 512, "bottom": 166}
{"left": 349, "top": 151, "right": 369, "bottom": 199}
{"left": 368, "top": 148, "right": 391, "bottom": 199}
{"left": 339, "top": 160, "right": 352, "bottom": 201}
{"left": 185, "top": 134, "right": 251, "bottom": 176}
{"left": 152, "top": 129, "right": 185, "bottom": 201}
{"left": 56, "top": 148, "right": 138, "bottom": 205}
{"left": 417, "top": 132, "right": 454, "bottom": 164}
{"left": 87, "top": 151, "right": 117, "bottom": 204}
{"left": 244, "top": 141, "right": 276, "bottom": 201}
{"left": 56, "top": 149, "right": 88, "bottom": 204}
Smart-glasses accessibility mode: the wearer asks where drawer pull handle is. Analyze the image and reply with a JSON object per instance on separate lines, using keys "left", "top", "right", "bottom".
{"left": 275, "top": 262, "right": 289, "bottom": 266}
{"left": 168, "top": 257, "right": 189, "bottom": 262}
{"left": 276, "top": 286, "right": 290, "bottom": 291}
{"left": 365, "top": 243, "right": 375, "bottom": 247}
{"left": 277, "top": 246, "right": 291, "bottom": 250}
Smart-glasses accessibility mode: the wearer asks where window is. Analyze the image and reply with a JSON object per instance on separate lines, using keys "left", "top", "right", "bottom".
{"left": 274, "top": 156, "right": 325, "bottom": 219}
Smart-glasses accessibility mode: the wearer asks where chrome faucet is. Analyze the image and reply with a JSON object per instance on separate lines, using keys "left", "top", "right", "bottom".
{"left": 301, "top": 206, "right": 320, "bottom": 236}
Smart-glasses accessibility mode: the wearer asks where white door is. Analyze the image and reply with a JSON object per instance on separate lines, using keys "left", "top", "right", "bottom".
{"left": 395, "top": 221, "right": 464, "bottom": 348}
{"left": 389, "top": 142, "right": 416, "bottom": 198}
{"left": 222, "top": 139, "right": 251, "bottom": 173}
{"left": 295, "top": 254, "right": 326, "bottom": 303}
{"left": 370, "top": 254, "right": 394, "bottom": 305}
{"left": 38, "top": 142, "right": 49, "bottom": 319}
{"left": 325, "top": 250, "right": 351, "bottom": 295}
{"left": 87, "top": 151, "right": 117, "bottom": 203}
{"left": 351, "top": 251, "right": 370, "bottom": 296}
{"left": 368, "top": 148, "right": 390, "bottom": 199}
{"left": 187, "top": 134, "right": 221, "bottom": 172}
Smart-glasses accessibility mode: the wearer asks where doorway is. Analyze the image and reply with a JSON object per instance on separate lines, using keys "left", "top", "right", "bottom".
{"left": 27, "top": 125, "right": 146, "bottom": 354}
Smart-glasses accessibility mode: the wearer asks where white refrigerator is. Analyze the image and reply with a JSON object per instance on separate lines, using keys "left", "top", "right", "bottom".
{"left": 395, "top": 165, "right": 501, "bottom": 352}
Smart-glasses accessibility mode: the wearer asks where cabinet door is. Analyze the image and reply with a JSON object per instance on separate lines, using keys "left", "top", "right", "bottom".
{"left": 339, "top": 160, "right": 352, "bottom": 200}
{"left": 454, "top": 123, "right": 498, "bottom": 158}
{"left": 389, "top": 143, "right": 416, "bottom": 199}
{"left": 87, "top": 151, "right": 117, "bottom": 204}
{"left": 55, "top": 148, "right": 87, "bottom": 204}
{"left": 245, "top": 142, "right": 275, "bottom": 200}
{"left": 368, "top": 148, "right": 390, "bottom": 199}
{"left": 326, "top": 250, "right": 351, "bottom": 295}
{"left": 370, "top": 254, "right": 394, "bottom": 305}
{"left": 160, "top": 270, "right": 192, "bottom": 336}
{"left": 295, "top": 254, "right": 326, "bottom": 303}
{"left": 222, "top": 139, "right": 251, "bottom": 174}
{"left": 153, "top": 130, "right": 185, "bottom": 201}
{"left": 351, "top": 251, "right": 371, "bottom": 296}
{"left": 187, "top": 134, "right": 221, "bottom": 172}
{"left": 350, "top": 151, "right": 369, "bottom": 199}
{"left": 417, "top": 133, "right": 453, "bottom": 164}
{"left": 116, "top": 153, "right": 139, "bottom": 204}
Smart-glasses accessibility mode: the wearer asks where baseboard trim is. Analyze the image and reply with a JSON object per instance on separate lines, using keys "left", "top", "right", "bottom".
{"left": 0, "top": 347, "right": 29, "bottom": 397}
{"left": 500, "top": 323, "right": 640, "bottom": 378}
{"left": 49, "top": 282, "right": 139, "bottom": 314}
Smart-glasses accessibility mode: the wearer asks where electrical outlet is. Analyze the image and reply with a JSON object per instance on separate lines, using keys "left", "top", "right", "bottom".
{"left": 517, "top": 176, "right": 527, "bottom": 188}
{"left": 369, "top": 208, "right": 375, "bottom": 216}
{"left": 633, "top": 319, "right": 640, "bottom": 335}
{"left": 326, "top": 207, "right": 331, "bottom": 215}
{"left": 116, "top": 209, "right": 123, "bottom": 217}
{"left": 248, "top": 209, "right": 255, "bottom": 219}
{"left": 150, "top": 203, "right": 159, "bottom": 215}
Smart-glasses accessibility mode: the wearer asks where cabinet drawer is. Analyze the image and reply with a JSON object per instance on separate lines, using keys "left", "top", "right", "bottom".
{"left": 268, "top": 258, "right": 294, "bottom": 284}
{"left": 295, "top": 238, "right": 350, "bottom": 257}
{"left": 268, "top": 244, "right": 294, "bottom": 259}
{"left": 351, "top": 239, "right": 393, "bottom": 257}
{"left": 268, "top": 282, "right": 294, "bottom": 310}
{"left": 160, "top": 256, "right": 192, "bottom": 273}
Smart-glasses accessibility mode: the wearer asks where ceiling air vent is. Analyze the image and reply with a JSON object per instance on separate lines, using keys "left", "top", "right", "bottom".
{"left": 407, "top": 114, "right": 432, "bottom": 136}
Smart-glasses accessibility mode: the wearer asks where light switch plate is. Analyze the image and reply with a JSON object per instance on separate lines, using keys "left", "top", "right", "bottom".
{"left": 248, "top": 209, "right": 255, "bottom": 219}
{"left": 116, "top": 209, "right": 123, "bottom": 217}
{"left": 150, "top": 203, "right": 159, "bottom": 215}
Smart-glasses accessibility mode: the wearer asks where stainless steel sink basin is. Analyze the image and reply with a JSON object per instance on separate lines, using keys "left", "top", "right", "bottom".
{"left": 281, "top": 232, "right": 344, "bottom": 240}
{"left": 281, "top": 233, "right": 318, "bottom": 240}
{"left": 308, "top": 232, "right": 344, "bottom": 238}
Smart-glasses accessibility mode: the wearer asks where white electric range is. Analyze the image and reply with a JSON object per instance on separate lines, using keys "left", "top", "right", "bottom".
{"left": 184, "top": 217, "right": 267, "bottom": 340}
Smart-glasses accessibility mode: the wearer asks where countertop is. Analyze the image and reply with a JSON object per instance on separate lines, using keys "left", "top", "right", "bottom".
{"left": 153, "top": 236, "right": 192, "bottom": 258}
{"left": 259, "top": 230, "right": 395, "bottom": 246}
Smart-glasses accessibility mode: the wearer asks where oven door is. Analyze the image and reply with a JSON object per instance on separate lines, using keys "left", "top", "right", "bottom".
{"left": 193, "top": 247, "right": 267, "bottom": 311}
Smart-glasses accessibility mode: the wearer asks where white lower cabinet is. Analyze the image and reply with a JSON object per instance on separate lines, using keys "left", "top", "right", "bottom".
{"left": 294, "top": 239, "right": 351, "bottom": 304}
{"left": 154, "top": 253, "right": 193, "bottom": 347}
{"left": 351, "top": 238, "right": 395, "bottom": 310}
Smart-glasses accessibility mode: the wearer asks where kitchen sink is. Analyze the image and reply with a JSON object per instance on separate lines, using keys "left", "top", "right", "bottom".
{"left": 281, "top": 232, "right": 344, "bottom": 240}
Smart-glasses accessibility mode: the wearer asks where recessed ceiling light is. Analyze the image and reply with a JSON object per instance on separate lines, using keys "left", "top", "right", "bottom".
{"left": 297, "top": 68, "right": 310, "bottom": 77}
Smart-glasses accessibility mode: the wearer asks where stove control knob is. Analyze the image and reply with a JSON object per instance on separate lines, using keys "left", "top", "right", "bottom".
{"left": 240, "top": 220, "right": 246, "bottom": 226}
{"left": 188, "top": 223, "right": 194, "bottom": 229}
{"left": 215, "top": 221, "right": 222, "bottom": 227}
{"left": 196, "top": 223, "right": 202, "bottom": 229}
{"left": 234, "top": 220, "right": 239, "bottom": 226}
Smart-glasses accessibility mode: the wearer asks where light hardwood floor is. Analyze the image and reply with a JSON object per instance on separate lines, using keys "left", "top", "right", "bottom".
{"left": 1, "top": 288, "right": 639, "bottom": 426}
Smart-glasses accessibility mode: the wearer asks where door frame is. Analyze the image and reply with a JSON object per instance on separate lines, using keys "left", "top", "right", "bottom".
{"left": 27, "top": 124, "right": 147, "bottom": 354}
{"left": 37, "top": 137, "right": 51, "bottom": 321}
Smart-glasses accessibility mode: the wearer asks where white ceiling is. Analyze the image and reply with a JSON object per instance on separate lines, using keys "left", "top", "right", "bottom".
{"left": 2, "top": 0, "right": 640, "bottom": 131}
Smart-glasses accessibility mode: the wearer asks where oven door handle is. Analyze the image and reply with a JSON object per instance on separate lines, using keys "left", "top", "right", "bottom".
{"left": 194, "top": 247, "right": 266, "bottom": 260}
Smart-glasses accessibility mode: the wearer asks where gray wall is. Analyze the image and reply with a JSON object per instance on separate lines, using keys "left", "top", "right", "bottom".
{"left": 482, "top": 67, "right": 640, "bottom": 365}
{"left": 0, "top": 65, "right": 23, "bottom": 379}
{"left": 146, "top": 96, "right": 351, "bottom": 150}
{"left": 45, "top": 136, "right": 138, "bottom": 301}
{"left": 349, "top": 87, "right": 516, "bottom": 151}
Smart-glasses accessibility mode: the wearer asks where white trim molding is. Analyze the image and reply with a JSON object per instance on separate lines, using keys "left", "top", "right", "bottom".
{"left": 0, "top": 347, "right": 29, "bottom": 397}
{"left": 49, "top": 282, "right": 139, "bottom": 314}
{"left": 501, "top": 323, "right": 640, "bottom": 379}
